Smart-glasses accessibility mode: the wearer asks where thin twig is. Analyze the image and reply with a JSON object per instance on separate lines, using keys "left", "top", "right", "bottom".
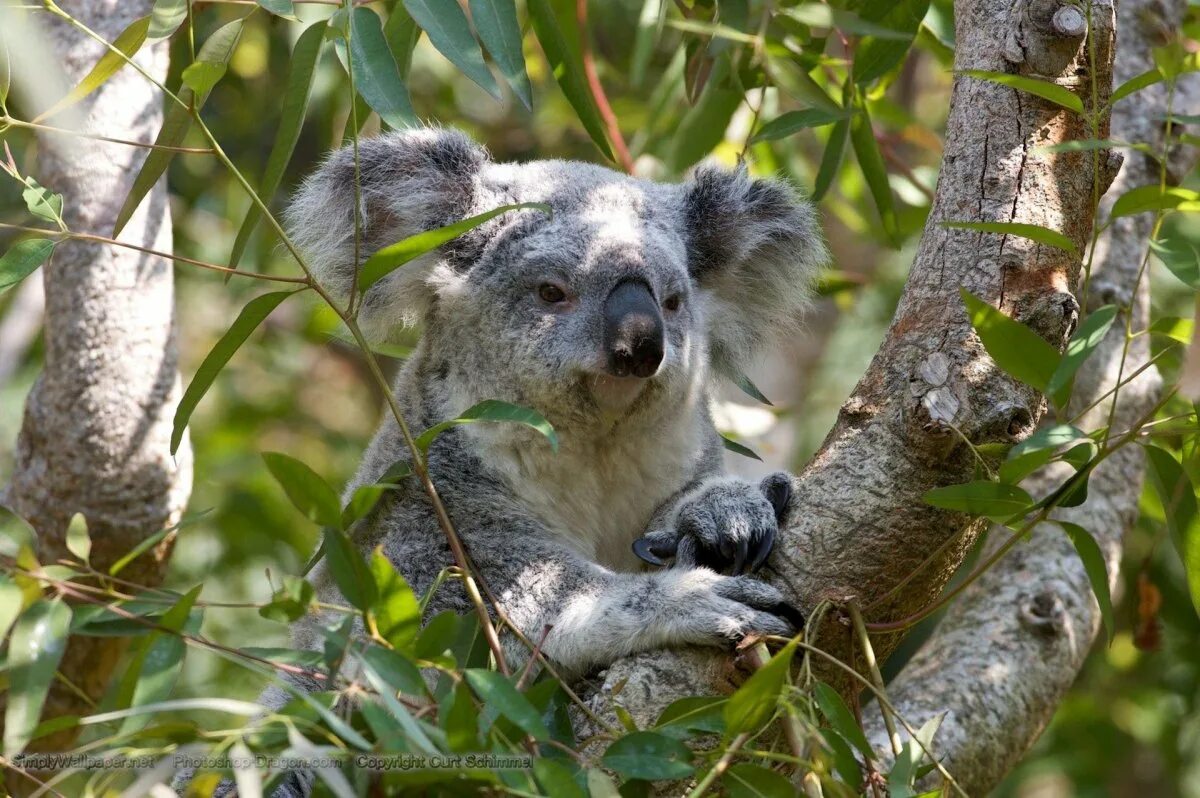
{"left": 6, "top": 116, "right": 215, "bottom": 153}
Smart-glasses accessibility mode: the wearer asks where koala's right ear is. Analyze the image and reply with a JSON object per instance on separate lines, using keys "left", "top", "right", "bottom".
{"left": 285, "top": 128, "right": 489, "bottom": 335}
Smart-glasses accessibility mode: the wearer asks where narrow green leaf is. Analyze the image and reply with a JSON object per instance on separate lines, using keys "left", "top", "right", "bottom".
{"left": 0, "top": 239, "right": 55, "bottom": 291}
{"left": 723, "top": 762, "right": 794, "bottom": 798}
{"left": 324, "top": 526, "right": 377, "bottom": 611}
{"left": 117, "top": 585, "right": 201, "bottom": 734}
{"left": 180, "top": 60, "right": 227, "bottom": 97}
{"left": 752, "top": 107, "right": 852, "bottom": 143}
{"left": 359, "top": 202, "right": 549, "bottom": 290}
{"left": 0, "top": 32, "right": 10, "bottom": 107}
{"left": 1148, "top": 315, "right": 1193, "bottom": 344}
{"left": 1000, "top": 424, "right": 1090, "bottom": 484}
{"left": 961, "top": 70, "right": 1084, "bottom": 114}
{"left": 724, "top": 639, "right": 796, "bottom": 735}
{"left": 383, "top": 5, "right": 421, "bottom": 81}
{"left": 444, "top": 680, "right": 483, "bottom": 752}
{"left": 961, "top": 287, "right": 1061, "bottom": 392}
{"left": 1144, "top": 445, "right": 1200, "bottom": 619}
{"left": 813, "top": 682, "right": 874, "bottom": 758}
{"left": 405, "top": 0, "right": 501, "bottom": 99}
{"left": 1110, "top": 67, "right": 1163, "bottom": 106}
{"left": 4, "top": 599, "right": 72, "bottom": 757}
{"left": 654, "top": 696, "right": 726, "bottom": 737}
{"left": 820, "top": 728, "right": 863, "bottom": 789}
{"left": 781, "top": 5, "right": 912, "bottom": 40}
{"left": 258, "top": 576, "right": 314, "bottom": 623}
{"left": 602, "top": 731, "right": 695, "bottom": 780}
{"left": 34, "top": 16, "right": 149, "bottom": 123}
{"left": 850, "top": 100, "right": 898, "bottom": 245}
{"left": 721, "top": 436, "right": 762, "bottom": 461}
{"left": 369, "top": 549, "right": 421, "bottom": 651}
{"left": 228, "top": 21, "right": 326, "bottom": 271}
{"left": 667, "top": 53, "right": 742, "bottom": 172}
{"left": 360, "top": 643, "right": 428, "bottom": 697}
{"left": 416, "top": 399, "right": 558, "bottom": 453}
{"left": 533, "top": 757, "right": 586, "bottom": 798}
{"left": 942, "top": 220, "right": 1077, "bottom": 254}
{"left": 21, "top": 178, "right": 63, "bottom": 225}
{"left": 344, "top": 7, "right": 417, "bottom": 130}
{"left": 813, "top": 116, "right": 851, "bottom": 201}
{"left": 1150, "top": 230, "right": 1200, "bottom": 289}
{"left": 630, "top": 0, "right": 666, "bottom": 88}
{"left": 852, "top": 0, "right": 929, "bottom": 84}
{"left": 114, "top": 19, "right": 244, "bottom": 236}
{"left": 65, "top": 513, "right": 90, "bottom": 564}
{"left": 1109, "top": 185, "right": 1200, "bottom": 219}
{"left": 470, "top": 0, "right": 532, "bottom": 109}
{"left": 341, "top": 482, "right": 397, "bottom": 528}
{"left": 148, "top": 0, "right": 188, "bottom": 40}
{"left": 1048, "top": 305, "right": 1118, "bottom": 406}
{"left": 256, "top": 0, "right": 297, "bottom": 16}
{"left": 263, "top": 452, "right": 343, "bottom": 529}
{"left": 464, "top": 669, "right": 551, "bottom": 740}
{"left": 171, "top": 289, "right": 297, "bottom": 454}
{"left": 729, "top": 371, "right": 772, "bottom": 406}
{"left": 923, "top": 480, "right": 1034, "bottom": 519}
{"left": 527, "top": 0, "right": 613, "bottom": 160}
{"left": 1057, "top": 521, "right": 1114, "bottom": 641}
{"left": 888, "top": 714, "right": 943, "bottom": 798}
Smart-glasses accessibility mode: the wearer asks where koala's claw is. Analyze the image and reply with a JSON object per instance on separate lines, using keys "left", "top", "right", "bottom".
{"left": 709, "top": 574, "right": 804, "bottom": 639}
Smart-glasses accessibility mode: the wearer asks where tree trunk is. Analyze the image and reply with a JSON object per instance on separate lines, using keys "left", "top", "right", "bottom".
{"left": 588, "top": 0, "right": 1120, "bottom": 748}
{"left": 2, "top": 0, "right": 190, "bottom": 748}
{"left": 862, "top": 1, "right": 1200, "bottom": 793}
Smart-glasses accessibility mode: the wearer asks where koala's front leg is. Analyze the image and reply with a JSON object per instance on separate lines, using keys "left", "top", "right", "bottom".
{"left": 634, "top": 472, "right": 793, "bottom": 574}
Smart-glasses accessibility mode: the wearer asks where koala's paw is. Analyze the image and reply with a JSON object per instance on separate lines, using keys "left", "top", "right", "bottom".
{"left": 633, "top": 473, "right": 792, "bottom": 574}
{"left": 673, "top": 570, "right": 803, "bottom": 643}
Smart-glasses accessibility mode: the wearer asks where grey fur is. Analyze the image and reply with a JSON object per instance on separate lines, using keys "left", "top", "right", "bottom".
{"left": 261, "top": 128, "right": 823, "bottom": 793}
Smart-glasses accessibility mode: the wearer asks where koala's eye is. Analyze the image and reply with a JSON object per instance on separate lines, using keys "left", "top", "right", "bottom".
{"left": 538, "top": 283, "right": 568, "bottom": 304}
{"left": 663, "top": 293, "right": 683, "bottom": 312}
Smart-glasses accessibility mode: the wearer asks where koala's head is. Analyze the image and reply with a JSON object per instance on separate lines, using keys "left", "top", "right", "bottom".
{"left": 287, "top": 128, "right": 825, "bottom": 430}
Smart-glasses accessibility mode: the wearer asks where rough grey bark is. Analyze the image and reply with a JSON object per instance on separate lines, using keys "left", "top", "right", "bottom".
{"left": 588, "top": 0, "right": 1120, "bottom": 739}
{"left": 863, "top": 1, "right": 1200, "bottom": 793}
{"left": 1, "top": 0, "right": 191, "bottom": 745}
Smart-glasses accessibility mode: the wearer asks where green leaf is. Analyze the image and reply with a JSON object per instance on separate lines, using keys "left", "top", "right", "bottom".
{"left": 923, "top": 480, "right": 1034, "bottom": 519}
{"left": 722, "top": 762, "right": 794, "bottom": 798}
{"left": 443, "top": 680, "right": 483, "bottom": 752}
{"left": 341, "top": 482, "right": 397, "bottom": 528}
{"left": 820, "top": 727, "right": 862, "bottom": 788}
{"left": 1109, "top": 185, "right": 1200, "bottom": 219}
{"left": 850, "top": 100, "right": 898, "bottom": 246}
{"left": 888, "top": 714, "right": 943, "bottom": 798}
{"left": 470, "top": 0, "right": 532, "bottom": 109}
{"left": 728, "top": 371, "right": 772, "bottom": 406}
{"left": 116, "top": 585, "right": 201, "bottom": 734}
{"left": 415, "top": 399, "right": 558, "bottom": 453}
{"left": 1150, "top": 230, "right": 1200, "bottom": 289}
{"left": 813, "top": 116, "right": 850, "bottom": 201}
{"left": 360, "top": 642, "right": 428, "bottom": 697}
{"left": 721, "top": 436, "right": 762, "bottom": 461}
{"left": 258, "top": 576, "right": 314, "bottom": 623}
{"left": 114, "top": 19, "right": 244, "bottom": 236}
{"left": 960, "top": 287, "right": 1061, "bottom": 392}
{"left": 0, "top": 239, "right": 55, "bottom": 291}
{"left": 724, "top": 639, "right": 796, "bottom": 735}
{"left": 404, "top": 0, "right": 501, "bottom": 99}
{"left": 1148, "top": 315, "right": 1193, "bottom": 344}
{"left": 1058, "top": 521, "right": 1114, "bottom": 641}
{"left": 602, "top": 731, "right": 695, "bottom": 780}
{"left": 533, "top": 757, "right": 586, "bottom": 798}
{"left": 1110, "top": 67, "right": 1164, "bottom": 106}
{"left": 345, "top": 7, "right": 417, "bottom": 130}
{"left": 527, "top": 0, "right": 613, "bottom": 160}
{"left": 1144, "top": 445, "right": 1200, "bottom": 619}
{"left": 852, "top": 0, "right": 930, "bottom": 84}
{"left": 262, "top": 451, "right": 343, "bottom": 530}
{"left": 369, "top": 549, "right": 422, "bottom": 651}
{"left": 4, "top": 599, "right": 72, "bottom": 757}
{"left": 148, "top": 0, "right": 188, "bottom": 40}
{"left": 1047, "top": 305, "right": 1118, "bottom": 406}
{"left": 65, "top": 513, "right": 90, "bottom": 564}
{"left": 813, "top": 682, "right": 874, "bottom": 758}
{"left": 654, "top": 696, "right": 727, "bottom": 737}
{"left": 35, "top": 16, "right": 149, "bottom": 122}
{"left": 942, "top": 221, "right": 1077, "bottom": 254}
{"left": 752, "top": 107, "right": 852, "bottom": 143}
{"left": 355, "top": 652, "right": 439, "bottom": 753}
{"left": 781, "top": 5, "right": 913, "bottom": 40}
{"left": 1000, "top": 424, "right": 1090, "bottom": 484}
{"left": 228, "top": 21, "right": 325, "bottom": 272}
{"left": 324, "top": 526, "right": 378, "bottom": 612}
{"left": 0, "top": 31, "right": 10, "bottom": 107}
{"left": 961, "top": 70, "right": 1084, "bottom": 114}
{"left": 667, "top": 53, "right": 742, "bottom": 172}
{"left": 172, "top": 289, "right": 296, "bottom": 454}
{"left": 180, "top": 60, "right": 227, "bottom": 98}
{"left": 464, "top": 669, "right": 551, "bottom": 740}
{"left": 256, "top": 0, "right": 297, "bottom": 16}
{"left": 0, "top": 576, "right": 24, "bottom": 642}
{"left": 22, "top": 178, "right": 63, "bottom": 225}
{"left": 359, "top": 202, "right": 548, "bottom": 291}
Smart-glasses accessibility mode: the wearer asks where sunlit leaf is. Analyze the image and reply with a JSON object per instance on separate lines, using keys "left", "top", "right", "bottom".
{"left": 850, "top": 99, "right": 899, "bottom": 246}
{"left": 262, "top": 452, "right": 342, "bottom": 531}
{"left": 1047, "top": 305, "right": 1118, "bottom": 407}
{"left": 724, "top": 639, "right": 796, "bottom": 735}
{"left": 416, "top": 399, "right": 558, "bottom": 453}
{"left": 961, "top": 70, "right": 1084, "bottom": 114}
{"left": 172, "top": 289, "right": 298, "bottom": 454}
{"left": 256, "top": 0, "right": 297, "bottom": 17}
{"left": 961, "top": 288, "right": 1061, "bottom": 392}
{"left": 888, "top": 714, "right": 943, "bottom": 798}
{"left": 1058, "top": 521, "right": 1114, "bottom": 641}
{"left": 1144, "top": 445, "right": 1200, "bottom": 619}
{"left": 654, "top": 696, "right": 726, "bottom": 737}
{"left": 148, "top": 0, "right": 188, "bottom": 40}
{"left": 470, "top": 0, "right": 532, "bottom": 109}
{"left": 942, "top": 220, "right": 1076, "bottom": 254}
{"left": 1110, "top": 67, "right": 1164, "bottom": 106}
{"left": 923, "top": 480, "right": 1034, "bottom": 519}
{"left": 853, "top": 0, "right": 930, "bottom": 84}
{"left": 1150, "top": 230, "right": 1200, "bottom": 289}
{"left": 0, "top": 239, "right": 55, "bottom": 291}
{"left": 4, "top": 599, "right": 73, "bottom": 756}
{"left": 781, "top": 5, "right": 912, "bottom": 40}
{"left": 35, "top": 16, "right": 150, "bottom": 122}
{"left": 369, "top": 549, "right": 421, "bottom": 651}
{"left": 1110, "top": 185, "right": 1200, "bottom": 219}
{"left": 359, "top": 202, "right": 548, "bottom": 290}
{"left": 1000, "top": 424, "right": 1091, "bottom": 484}
{"left": 21, "top": 178, "right": 63, "bottom": 225}
{"left": 668, "top": 53, "right": 742, "bottom": 172}
{"left": 752, "top": 107, "right": 852, "bottom": 142}
{"left": 65, "top": 513, "right": 90, "bottom": 564}
{"left": 602, "top": 731, "right": 695, "bottom": 780}
{"left": 404, "top": 0, "right": 501, "bottom": 99}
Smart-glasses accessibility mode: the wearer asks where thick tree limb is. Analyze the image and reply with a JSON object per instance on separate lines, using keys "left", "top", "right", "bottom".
{"left": 862, "top": 1, "right": 1200, "bottom": 793}
{"left": 1, "top": 0, "right": 190, "bottom": 747}
{"left": 589, "top": 0, "right": 1119, "bottom": 744}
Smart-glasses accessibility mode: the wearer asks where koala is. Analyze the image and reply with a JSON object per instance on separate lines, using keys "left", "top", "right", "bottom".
{"left": 282, "top": 127, "right": 824, "bottom": 686}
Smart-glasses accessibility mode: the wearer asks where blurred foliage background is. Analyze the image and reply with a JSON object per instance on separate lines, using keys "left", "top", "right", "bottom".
{"left": 1, "top": 0, "right": 1198, "bottom": 794}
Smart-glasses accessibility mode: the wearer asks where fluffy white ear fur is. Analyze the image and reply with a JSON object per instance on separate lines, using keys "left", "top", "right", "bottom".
{"left": 284, "top": 128, "right": 489, "bottom": 338}
{"left": 683, "top": 164, "right": 828, "bottom": 376}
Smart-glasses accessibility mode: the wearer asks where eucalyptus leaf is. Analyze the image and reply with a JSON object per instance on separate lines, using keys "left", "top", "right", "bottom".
{"left": 262, "top": 452, "right": 343, "bottom": 530}
{"left": 753, "top": 107, "right": 852, "bottom": 143}
{"left": 0, "top": 239, "right": 56, "bottom": 291}
{"left": 923, "top": 480, "right": 1034, "bottom": 519}
{"left": 404, "top": 0, "right": 501, "bottom": 99}
{"left": 961, "top": 70, "right": 1085, "bottom": 114}
{"left": 464, "top": 669, "right": 551, "bottom": 740}
{"left": 416, "top": 399, "right": 558, "bottom": 453}
{"left": 344, "top": 7, "right": 417, "bottom": 130}
{"left": 724, "top": 640, "right": 796, "bottom": 735}
{"left": 961, "top": 287, "right": 1061, "bottom": 392}
{"left": 4, "top": 599, "right": 73, "bottom": 756}
{"left": 470, "top": 0, "right": 532, "bottom": 108}
{"left": 1058, "top": 521, "right": 1115, "bottom": 641}
{"left": 1144, "top": 445, "right": 1200, "bottom": 618}
{"left": 813, "top": 681, "right": 874, "bottom": 758}
{"left": 602, "top": 730, "right": 695, "bottom": 780}
{"left": 942, "top": 220, "right": 1076, "bottom": 254}
{"left": 1048, "top": 305, "right": 1119, "bottom": 406}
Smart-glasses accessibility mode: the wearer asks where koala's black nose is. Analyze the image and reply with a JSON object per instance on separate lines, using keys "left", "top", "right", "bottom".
{"left": 603, "top": 279, "right": 664, "bottom": 379}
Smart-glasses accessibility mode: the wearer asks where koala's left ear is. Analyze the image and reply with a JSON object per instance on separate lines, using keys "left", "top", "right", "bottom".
{"left": 682, "top": 164, "right": 827, "bottom": 373}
